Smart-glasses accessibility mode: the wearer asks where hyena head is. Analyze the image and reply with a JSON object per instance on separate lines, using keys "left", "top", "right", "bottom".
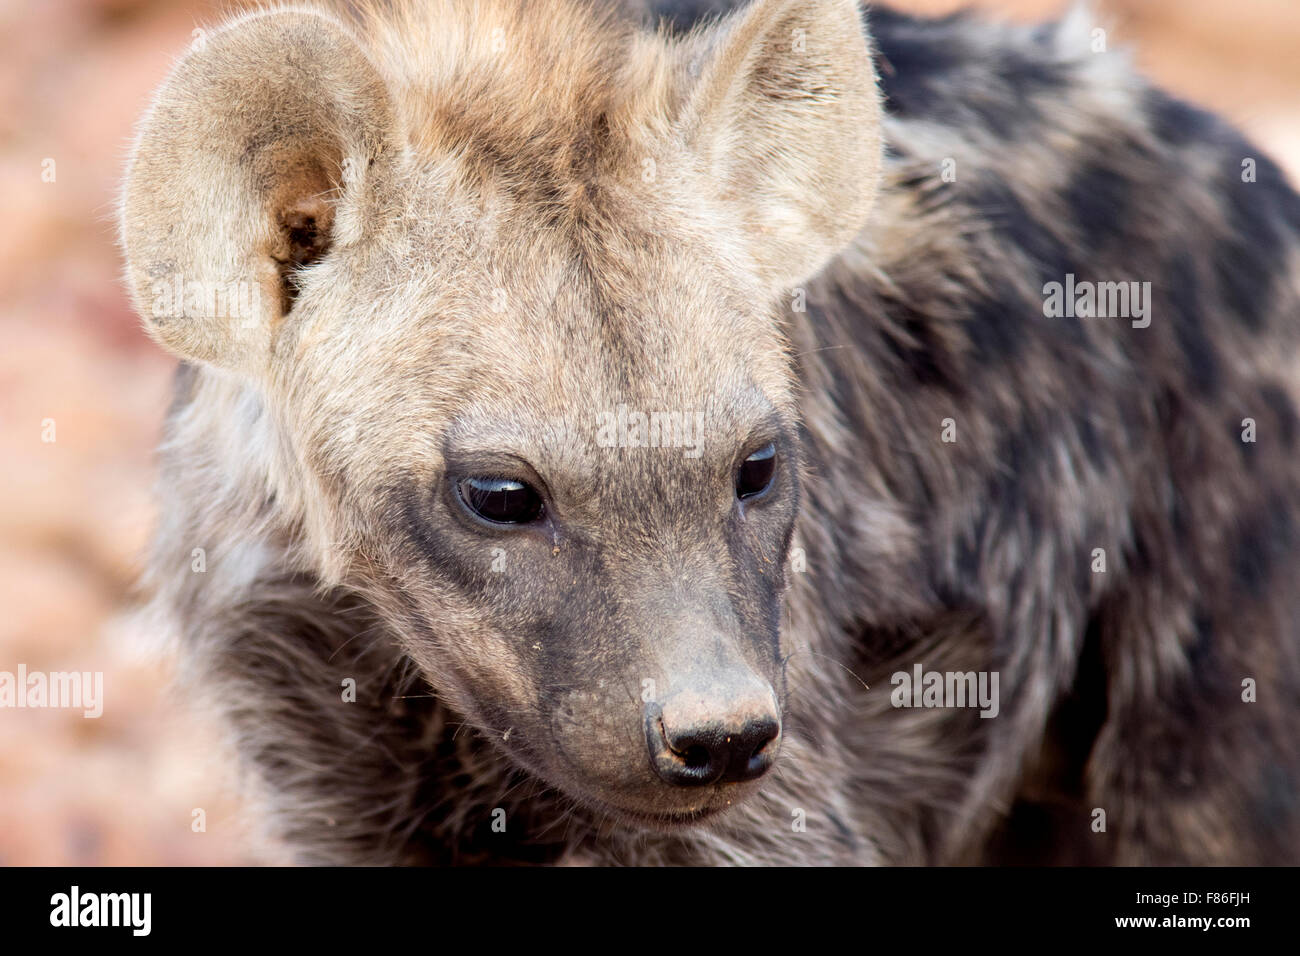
{"left": 121, "top": 0, "right": 880, "bottom": 826}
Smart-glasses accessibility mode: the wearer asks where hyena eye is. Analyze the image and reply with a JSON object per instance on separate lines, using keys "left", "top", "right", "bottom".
{"left": 455, "top": 477, "right": 544, "bottom": 525}
{"left": 736, "top": 443, "right": 777, "bottom": 501}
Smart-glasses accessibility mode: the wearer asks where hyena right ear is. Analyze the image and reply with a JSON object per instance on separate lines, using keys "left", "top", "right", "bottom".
{"left": 120, "top": 10, "right": 398, "bottom": 373}
{"left": 676, "top": 0, "right": 882, "bottom": 292}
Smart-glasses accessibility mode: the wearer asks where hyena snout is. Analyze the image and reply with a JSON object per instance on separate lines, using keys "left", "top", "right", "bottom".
{"left": 645, "top": 677, "right": 782, "bottom": 788}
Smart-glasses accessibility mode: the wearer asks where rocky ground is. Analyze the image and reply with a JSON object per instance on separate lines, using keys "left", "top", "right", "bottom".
{"left": 0, "top": 0, "right": 1296, "bottom": 865}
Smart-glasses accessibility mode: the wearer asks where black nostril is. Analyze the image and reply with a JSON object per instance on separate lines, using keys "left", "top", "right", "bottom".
{"left": 646, "top": 709, "right": 781, "bottom": 787}
{"left": 646, "top": 716, "right": 728, "bottom": 787}
{"left": 733, "top": 716, "right": 780, "bottom": 782}
{"left": 680, "top": 745, "right": 713, "bottom": 771}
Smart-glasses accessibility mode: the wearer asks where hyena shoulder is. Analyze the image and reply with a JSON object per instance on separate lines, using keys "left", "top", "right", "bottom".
{"left": 794, "top": 6, "right": 1300, "bottom": 863}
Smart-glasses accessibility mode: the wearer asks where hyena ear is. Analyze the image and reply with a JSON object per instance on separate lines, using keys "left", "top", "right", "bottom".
{"left": 678, "top": 0, "right": 881, "bottom": 292}
{"left": 120, "top": 10, "right": 398, "bottom": 373}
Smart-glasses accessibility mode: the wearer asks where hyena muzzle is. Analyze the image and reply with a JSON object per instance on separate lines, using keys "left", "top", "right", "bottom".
{"left": 119, "top": 0, "right": 1300, "bottom": 865}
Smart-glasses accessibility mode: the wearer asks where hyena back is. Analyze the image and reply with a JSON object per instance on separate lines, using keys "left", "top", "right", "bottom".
{"left": 119, "top": 0, "right": 1300, "bottom": 864}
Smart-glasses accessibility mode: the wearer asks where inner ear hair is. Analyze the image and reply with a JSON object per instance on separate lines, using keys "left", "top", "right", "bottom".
{"left": 274, "top": 174, "right": 340, "bottom": 312}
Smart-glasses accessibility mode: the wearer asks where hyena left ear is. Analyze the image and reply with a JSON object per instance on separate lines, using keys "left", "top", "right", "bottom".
{"left": 678, "top": 0, "right": 882, "bottom": 292}
{"left": 119, "top": 10, "right": 400, "bottom": 375}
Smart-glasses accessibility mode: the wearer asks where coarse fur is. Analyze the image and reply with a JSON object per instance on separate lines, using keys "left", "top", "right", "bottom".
{"left": 120, "top": 0, "right": 1300, "bottom": 865}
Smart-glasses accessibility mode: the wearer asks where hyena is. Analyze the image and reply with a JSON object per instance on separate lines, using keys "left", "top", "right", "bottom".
{"left": 119, "top": 0, "right": 1300, "bottom": 865}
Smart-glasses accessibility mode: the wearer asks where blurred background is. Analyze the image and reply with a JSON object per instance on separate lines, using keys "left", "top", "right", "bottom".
{"left": 0, "top": 0, "right": 1297, "bottom": 866}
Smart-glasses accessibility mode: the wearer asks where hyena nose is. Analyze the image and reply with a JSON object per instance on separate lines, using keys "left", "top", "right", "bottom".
{"left": 645, "top": 690, "right": 781, "bottom": 787}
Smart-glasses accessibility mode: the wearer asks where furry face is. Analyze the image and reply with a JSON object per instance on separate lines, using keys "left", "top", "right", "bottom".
{"left": 121, "top": 0, "right": 879, "bottom": 831}
{"left": 280, "top": 178, "right": 805, "bottom": 823}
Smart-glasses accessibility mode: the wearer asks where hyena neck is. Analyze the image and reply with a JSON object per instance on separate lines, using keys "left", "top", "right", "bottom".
{"left": 210, "top": 577, "right": 583, "bottom": 864}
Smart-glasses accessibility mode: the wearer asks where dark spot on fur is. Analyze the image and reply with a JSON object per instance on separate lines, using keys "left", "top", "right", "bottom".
{"left": 968, "top": 179, "right": 1076, "bottom": 326}
{"left": 1251, "top": 765, "right": 1297, "bottom": 851}
{"left": 874, "top": 9, "right": 1067, "bottom": 138}
{"left": 1147, "top": 89, "right": 1300, "bottom": 336}
{"left": 968, "top": 50, "right": 1068, "bottom": 138}
{"left": 1165, "top": 251, "right": 1219, "bottom": 395}
{"left": 1232, "top": 498, "right": 1293, "bottom": 599}
{"left": 1065, "top": 156, "right": 1133, "bottom": 254}
{"left": 878, "top": 303, "right": 964, "bottom": 390}
{"left": 1075, "top": 413, "right": 1104, "bottom": 464}
{"left": 1216, "top": 154, "right": 1296, "bottom": 332}
{"left": 1186, "top": 609, "right": 1216, "bottom": 673}
{"left": 964, "top": 277, "right": 1028, "bottom": 364}
{"left": 1260, "top": 382, "right": 1299, "bottom": 448}
{"left": 1147, "top": 90, "right": 1221, "bottom": 148}
{"left": 988, "top": 615, "right": 1110, "bottom": 864}
{"left": 871, "top": 10, "right": 969, "bottom": 120}
{"left": 643, "top": 0, "right": 737, "bottom": 32}
{"left": 997, "top": 48, "right": 1069, "bottom": 93}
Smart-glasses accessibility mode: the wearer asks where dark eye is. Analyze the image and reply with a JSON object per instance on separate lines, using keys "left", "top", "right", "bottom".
{"left": 455, "top": 477, "right": 544, "bottom": 525}
{"left": 736, "top": 442, "right": 777, "bottom": 501}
